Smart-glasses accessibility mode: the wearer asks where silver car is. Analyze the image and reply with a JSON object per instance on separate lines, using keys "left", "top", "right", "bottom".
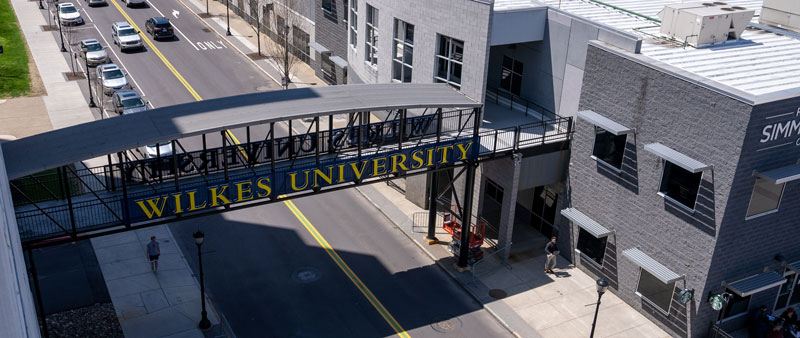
{"left": 85, "top": 0, "right": 106, "bottom": 7}
{"left": 96, "top": 64, "right": 129, "bottom": 95}
{"left": 80, "top": 39, "right": 109, "bottom": 66}
{"left": 111, "top": 90, "right": 147, "bottom": 115}
{"left": 112, "top": 22, "right": 143, "bottom": 51}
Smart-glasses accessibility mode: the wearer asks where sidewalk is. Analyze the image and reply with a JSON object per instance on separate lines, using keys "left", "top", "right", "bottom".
{"left": 357, "top": 182, "right": 672, "bottom": 338}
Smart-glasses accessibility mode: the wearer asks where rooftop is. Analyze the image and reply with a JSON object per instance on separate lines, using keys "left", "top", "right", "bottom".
{"left": 496, "top": 0, "right": 800, "bottom": 102}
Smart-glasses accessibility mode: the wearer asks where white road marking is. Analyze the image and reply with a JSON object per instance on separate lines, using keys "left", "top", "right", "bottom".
{"left": 195, "top": 40, "right": 227, "bottom": 50}
{"left": 172, "top": 9, "right": 179, "bottom": 18}
{"left": 145, "top": 0, "right": 199, "bottom": 50}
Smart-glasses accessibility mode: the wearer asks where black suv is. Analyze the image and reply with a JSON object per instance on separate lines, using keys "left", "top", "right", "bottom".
{"left": 145, "top": 17, "right": 174, "bottom": 40}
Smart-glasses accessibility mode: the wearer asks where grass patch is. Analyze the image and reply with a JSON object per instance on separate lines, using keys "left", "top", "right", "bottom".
{"left": 0, "top": 0, "right": 31, "bottom": 97}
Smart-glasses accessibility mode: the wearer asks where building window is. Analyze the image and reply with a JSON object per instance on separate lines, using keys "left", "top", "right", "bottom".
{"left": 364, "top": 4, "right": 378, "bottom": 66}
{"left": 343, "top": 0, "right": 348, "bottom": 22}
{"left": 659, "top": 161, "right": 702, "bottom": 209}
{"left": 322, "top": 0, "right": 334, "bottom": 13}
{"left": 292, "top": 26, "right": 310, "bottom": 63}
{"left": 576, "top": 228, "right": 607, "bottom": 266}
{"left": 321, "top": 53, "right": 336, "bottom": 84}
{"left": 636, "top": 269, "right": 676, "bottom": 314}
{"left": 722, "top": 291, "right": 750, "bottom": 319}
{"left": 349, "top": 0, "right": 357, "bottom": 47}
{"left": 435, "top": 35, "right": 463, "bottom": 90}
{"left": 262, "top": 5, "right": 271, "bottom": 30}
{"left": 276, "top": 15, "right": 286, "bottom": 36}
{"left": 592, "top": 127, "right": 627, "bottom": 170}
{"left": 485, "top": 179, "right": 504, "bottom": 204}
{"left": 500, "top": 56, "right": 523, "bottom": 95}
{"left": 746, "top": 177, "right": 784, "bottom": 218}
{"left": 392, "top": 19, "right": 413, "bottom": 83}
{"left": 531, "top": 186, "right": 558, "bottom": 238}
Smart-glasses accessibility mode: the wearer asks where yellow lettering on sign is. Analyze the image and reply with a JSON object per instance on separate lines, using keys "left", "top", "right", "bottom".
{"left": 289, "top": 171, "right": 310, "bottom": 191}
{"left": 173, "top": 193, "right": 183, "bottom": 214}
{"left": 187, "top": 190, "right": 207, "bottom": 211}
{"left": 313, "top": 167, "right": 334, "bottom": 187}
{"left": 256, "top": 177, "right": 272, "bottom": 198}
{"left": 411, "top": 150, "right": 425, "bottom": 169}
{"left": 372, "top": 157, "right": 387, "bottom": 177}
{"left": 235, "top": 181, "right": 253, "bottom": 202}
{"left": 337, "top": 164, "right": 347, "bottom": 183}
{"left": 391, "top": 154, "right": 409, "bottom": 173}
{"left": 456, "top": 142, "right": 473, "bottom": 160}
{"left": 438, "top": 145, "right": 454, "bottom": 164}
{"left": 210, "top": 185, "right": 232, "bottom": 206}
{"left": 135, "top": 197, "right": 168, "bottom": 219}
{"left": 350, "top": 160, "right": 369, "bottom": 180}
{"left": 426, "top": 148, "right": 435, "bottom": 166}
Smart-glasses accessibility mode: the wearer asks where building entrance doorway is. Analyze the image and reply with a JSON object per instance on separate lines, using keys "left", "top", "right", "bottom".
{"left": 530, "top": 186, "right": 558, "bottom": 238}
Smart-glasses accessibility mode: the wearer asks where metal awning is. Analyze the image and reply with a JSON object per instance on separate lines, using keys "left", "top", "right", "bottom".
{"left": 644, "top": 143, "right": 712, "bottom": 173}
{"left": 785, "top": 261, "right": 800, "bottom": 274}
{"left": 308, "top": 42, "right": 330, "bottom": 54}
{"left": 560, "top": 208, "right": 612, "bottom": 238}
{"left": 576, "top": 110, "right": 633, "bottom": 135}
{"left": 622, "top": 248, "right": 683, "bottom": 284}
{"left": 329, "top": 56, "right": 348, "bottom": 68}
{"left": 726, "top": 271, "right": 786, "bottom": 297}
{"left": 756, "top": 164, "right": 800, "bottom": 184}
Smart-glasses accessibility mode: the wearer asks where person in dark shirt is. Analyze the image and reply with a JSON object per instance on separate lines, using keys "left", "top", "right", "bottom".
{"left": 750, "top": 305, "right": 772, "bottom": 338}
{"left": 781, "top": 307, "right": 797, "bottom": 329}
{"left": 544, "top": 236, "right": 559, "bottom": 274}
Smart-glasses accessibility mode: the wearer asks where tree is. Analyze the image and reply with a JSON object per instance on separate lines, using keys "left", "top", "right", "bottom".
{"left": 265, "top": 0, "right": 306, "bottom": 89}
{"left": 62, "top": 23, "right": 79, "bottom": 74}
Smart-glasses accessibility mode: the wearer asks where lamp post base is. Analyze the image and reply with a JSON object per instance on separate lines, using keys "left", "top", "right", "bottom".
{"left": 198, "top": 311, "right": 211, "bottom": 330}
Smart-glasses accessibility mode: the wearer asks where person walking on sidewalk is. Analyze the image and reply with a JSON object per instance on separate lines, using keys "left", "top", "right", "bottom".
{"left": 146, "top": 236, "right": 160, "bottom": 272}
{"left": 544, "top": 236, "right": 559, "bottom": 274}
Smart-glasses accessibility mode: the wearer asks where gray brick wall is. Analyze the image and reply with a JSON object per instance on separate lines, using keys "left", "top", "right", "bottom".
{"left": 313, "top": 0, "right": 348, "bottom": 84}
{"left": 573, "top": 43, "right": 758, "bottom": 338}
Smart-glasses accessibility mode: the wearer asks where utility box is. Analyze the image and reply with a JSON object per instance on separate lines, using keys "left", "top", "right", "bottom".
{"left": 657, "top": 2, "right": 755, "bottom": 46}
{"left": 760, "top": 0, "right": 800, "bottom": 33}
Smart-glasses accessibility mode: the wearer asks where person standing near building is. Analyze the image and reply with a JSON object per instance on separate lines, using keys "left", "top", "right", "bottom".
{"left": 146, "top": 236, "right": 160, "bottom": 272}
{"left": 544, "top": 236, "right": 559, "bottom": 274}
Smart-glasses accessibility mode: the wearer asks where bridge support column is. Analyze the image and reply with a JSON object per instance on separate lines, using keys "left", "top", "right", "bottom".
{"left": 425, "top": 169, "right": 438, "bottom": 244}
{"left": 456, "top": 162, "right": 477, "bottom": 271}
{"left": 497, "top": 153, "right": 522, "bottom": 263}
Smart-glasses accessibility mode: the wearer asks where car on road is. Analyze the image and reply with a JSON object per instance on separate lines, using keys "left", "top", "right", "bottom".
{"left": 58, "top": 3, "right": 84, "bottom": 26}
{"left": 79, "top": 39, "right": 109, "bottom": 66}
{"left": 96, "top": 64, "right": 129, "bottom": 95}
{"left": 120, "top": 0, "right": 145, "bottom": 8}
{"left": 111, "top": 90, "right": 147, "bottom": 115}
{"left": 84, "top": 0, "right": 106, "bottom": 7}
{"left": 144, "top": 17, "right": 174, "bottom": 40}
{"left": 112, "top": 22, "right": 144, "bottom": 51}
{"left": 142, "top": 142, "right": 173, "bottom": 159}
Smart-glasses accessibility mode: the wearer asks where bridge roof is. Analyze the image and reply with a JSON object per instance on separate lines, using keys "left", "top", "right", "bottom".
{"left": 2, "top": 84, "right": 480, "bottom": 180}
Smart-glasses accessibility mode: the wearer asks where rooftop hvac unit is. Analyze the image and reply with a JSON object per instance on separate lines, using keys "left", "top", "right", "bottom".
{"left": 760, "top": 0, "right": 800, "bottom": 33}
{"left": 657, "top": 2, "right": 755, "bottom": 46}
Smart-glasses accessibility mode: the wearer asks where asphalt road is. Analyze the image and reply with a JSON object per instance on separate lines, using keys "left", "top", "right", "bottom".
{"left": 40, "top": 2, "right": 513, "bottom": 337}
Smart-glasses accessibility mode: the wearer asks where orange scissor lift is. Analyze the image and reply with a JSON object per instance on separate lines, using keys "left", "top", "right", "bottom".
{"left": 441, "top": 207, "right": 485, "bottom": 263}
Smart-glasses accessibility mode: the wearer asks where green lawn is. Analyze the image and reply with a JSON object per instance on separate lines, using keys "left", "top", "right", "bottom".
{"left": 0, "top": 0, "right": 31, "bottom": 97}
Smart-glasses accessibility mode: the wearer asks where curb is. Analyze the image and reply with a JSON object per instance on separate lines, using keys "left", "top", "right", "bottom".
{"left": 354, "top": 185, "right": 524, "bottom": 338}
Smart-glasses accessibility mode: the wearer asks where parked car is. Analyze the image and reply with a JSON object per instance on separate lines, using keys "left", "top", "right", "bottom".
{"left": 79, "top": 39, "right": 109, "bottom": 66}
{"left": 120, "top": 0, "right": 145, "bottom": 8}
{"left": 142, "top": 142, "right": 173, "bottom": 159}
{"left": 85, "top": 0, "right": 106, "bottom": 7}
{"left": 96, "top": 64, "right": 129, "bottom": 95}
{"left": 112, "top": 22, "right": 143, "bottom": 51}
{"left": 145, "top": 17, "right": 174, "bottom": 40}
{"left": 58, "top": 3, "right": 84, "bottom": 26}
{"left": 111, "top": 90, "right": 147, "bottom": 115}
{"left": 113, "top": 102, "right": 172, "bottom": 158}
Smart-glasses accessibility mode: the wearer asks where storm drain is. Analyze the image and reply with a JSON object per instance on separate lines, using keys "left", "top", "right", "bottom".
{"left": 488, "top": 288, "right": 508, "bottom": 299}
{"left": 291, "top": 267, "right": 321, "bottom": 284}
{"left": 430, "top": 316, "right": 462, "bottom": 333}
{"left": 202, "top": 27, "right": 212, "bottom": 32}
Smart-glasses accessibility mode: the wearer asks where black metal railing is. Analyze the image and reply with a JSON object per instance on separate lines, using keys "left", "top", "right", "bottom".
{"left": 486, "top": 87, "right": 557, "bottom": 121}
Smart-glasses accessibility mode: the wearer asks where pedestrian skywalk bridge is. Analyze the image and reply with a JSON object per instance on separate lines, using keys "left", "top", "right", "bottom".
{"left": 3, "top": 84, "right": 572, "bottom": 247}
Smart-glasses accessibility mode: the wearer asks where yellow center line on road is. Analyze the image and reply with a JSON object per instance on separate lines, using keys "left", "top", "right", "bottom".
{"left": 107, "top": 3, "right": 410, "bottom": 336}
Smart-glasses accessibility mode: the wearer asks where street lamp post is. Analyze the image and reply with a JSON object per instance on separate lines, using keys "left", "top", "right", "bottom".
{"left": 589, "top": 279, "right": 609, "bottom": 338}
{"left": 193, "top": 231, "right": 212, "bottom": 330}
{"left": 225, "top": 0, "right": 231, "bottom": 35}
{"left": 57, "top": 16, "right": 66, "bottom": 52}
{"left": 84, "top": 54, "right": 96, "bottom": 108}
{"left": 38, "top": 0, "right": 43, "bottom": 10}
{"left": 206, "top": 0, "right": 209, "bottom": 16}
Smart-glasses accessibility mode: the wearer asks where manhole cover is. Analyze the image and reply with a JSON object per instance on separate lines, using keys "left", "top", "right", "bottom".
{"left": 488, "top": 289, "right": 508, "bottom": 299}
{"left": 291, "top": 267, "right": 321, "bottom": 284}
{"left": 256, "top": 86, "right": 271, "bottom": 92}
{"left": 430, "top": 316, "right": 462, "bottom": 333}
{"left": 202, "top": 27, "right": 212, "bottom": 32}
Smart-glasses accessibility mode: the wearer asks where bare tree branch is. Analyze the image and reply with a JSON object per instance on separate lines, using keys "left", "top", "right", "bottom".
{"left": 264, "top": 0, "right": 306, "bottom": 89}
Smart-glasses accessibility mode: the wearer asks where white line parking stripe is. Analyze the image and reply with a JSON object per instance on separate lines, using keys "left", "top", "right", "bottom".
{"left": 145, "top": 0, "right": 199, "bottom": 50}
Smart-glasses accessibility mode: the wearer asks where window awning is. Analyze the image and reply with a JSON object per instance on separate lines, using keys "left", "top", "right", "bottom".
{"left": 308, "top": 42, "right": 330, "bottom": 54}
{"left": 644, "top": 143, "right": 712, "bottom": 173}
{"left": 726, "top": 271, "right": 786, "bottom": 297}
{"left": 756, "top": 164, "right": 800, "bottom": 184}
{"left": 561, "top": 208, "right": 612, "bottom": 238}
{"left": 622, "top": 248, "right": 683, "bottom": 284}
{"left": 329, "top": 56, "right": 348, "bottom": 69}
{"left": 576, "top": 110, "right": 633, "bottom": 135}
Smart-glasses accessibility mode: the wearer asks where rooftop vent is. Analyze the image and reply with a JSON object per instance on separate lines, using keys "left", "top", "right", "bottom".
{"left": 657, "top": 2, "right": 755, "bottom": 46}
{"left": 760, "top": 0, "right": 800, "bottom": 33}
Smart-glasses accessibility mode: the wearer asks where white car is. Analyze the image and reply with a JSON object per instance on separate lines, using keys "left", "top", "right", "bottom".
{"left": 58, "top": 3, "right": 84, "bottom": 26}
{"left": 112, "top": 22, "right": 144, "bottom": 51}
{"left": 143, "top": 142, "right": 173, "bottom": 159}
{"left": 121, "top": 0, "right": 145, "bottom": 7}
{"left": 96, "top": 64, "right": 129, "bottom": 95}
